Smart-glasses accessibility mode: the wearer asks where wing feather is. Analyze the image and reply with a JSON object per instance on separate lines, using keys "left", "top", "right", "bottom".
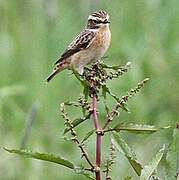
{"left": 54, "top": 29, "right": 96, "bottom": 65}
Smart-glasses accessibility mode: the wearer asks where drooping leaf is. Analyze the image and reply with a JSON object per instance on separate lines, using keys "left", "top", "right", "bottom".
{"left": 166, "top": 126, "right": 179, "bottom": 180}
{"left": 4, "top": 148, "right": 74, "bottom": 169}
{"left": 81, "top": 129, "right": 95, "bottom": 143}
{"left": 112, "top": 132, "right": 143, "bottom": 176}
{"left": 113, "top": 123, "right": 170, "bottom": 134}
{"left": 140, "top": 145, "right": 165, "bottom": 180}
{"left": 63, "top": 113, "right": 91, "bottom": 134}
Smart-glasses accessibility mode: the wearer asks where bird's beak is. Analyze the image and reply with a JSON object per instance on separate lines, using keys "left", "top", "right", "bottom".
{"left": 103, "top": 20, "right": 110, "bottom": 24}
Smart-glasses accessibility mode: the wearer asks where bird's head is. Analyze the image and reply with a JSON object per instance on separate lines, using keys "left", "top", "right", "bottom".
{"left": 87, "top": 10, "right": 110, "bottom": 29}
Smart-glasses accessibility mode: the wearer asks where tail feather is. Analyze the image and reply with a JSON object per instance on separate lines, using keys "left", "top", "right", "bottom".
{"left": 46, "top": 61, "right": 69, "bottom": 82}
{"left": 46, "top": 69, "right": 61, "bottom": 82}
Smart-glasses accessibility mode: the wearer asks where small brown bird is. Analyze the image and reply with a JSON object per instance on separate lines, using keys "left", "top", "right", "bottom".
{"left": 46, "top": 10, "right": 111, "bottom": 82}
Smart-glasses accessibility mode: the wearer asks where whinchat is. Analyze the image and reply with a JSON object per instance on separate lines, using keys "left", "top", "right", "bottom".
{"left": 46, "top": 10, "right": 111, "bottom": 82}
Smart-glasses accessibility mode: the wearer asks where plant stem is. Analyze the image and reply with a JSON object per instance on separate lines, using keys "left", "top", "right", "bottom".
{"left": 92, "top": 81, "right": 102, "bottom": 180}
{"left": 60, "top": 103, "right": 94, "bottom": 170}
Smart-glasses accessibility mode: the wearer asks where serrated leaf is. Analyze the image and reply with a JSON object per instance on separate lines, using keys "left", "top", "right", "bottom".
{"left": 112, "top": 132, "right": 143, "bottom": 176}
{"left": 4, "top": 148, "right": 74, "bottom": 169}
{"left": 113, "top": 123, "right": 170, "bottom": 134}
{"left": 82, "top": 129, "right": 95, "bottom": 143}
{"left": 64, "top": 113, "right": 91, "bottom": 134}
{"left": 166, "top": 126, "right": 179, "bottom": 180}
{"left": 140, "top": 145, "right": 165, "bottom": 180}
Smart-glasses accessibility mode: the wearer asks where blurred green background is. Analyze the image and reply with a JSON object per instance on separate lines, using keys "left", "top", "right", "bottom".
{"left": 0, "top": 0, "right": 179, "bottom": 179}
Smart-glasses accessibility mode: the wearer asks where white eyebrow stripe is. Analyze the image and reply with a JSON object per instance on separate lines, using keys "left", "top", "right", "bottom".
{"left": 88, "top": 15, "right": 98, "bottom": 20}
{"left": 88, "top": 15, "right": 110, "bottom": 21}
{"left": 88, "top": 15, "right": 103, "bottom": 21}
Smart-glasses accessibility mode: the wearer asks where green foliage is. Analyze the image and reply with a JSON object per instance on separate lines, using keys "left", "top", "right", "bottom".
{"left": 140, "top": 145, "right": 165, "bottom": 180}
{"left": 82, "top": 129, "right": 95, "bottom": 143}
{"left": 1, "top": 0, "right": 178, "bottom": 179}
{"left": 166, "top": 125, "right": 179, "bottom": 179}
{"left": 112, "top": 123, "right": 170, "bottom": 134}
{"left": 112, "top": 132, "right": 143, "bottom": 176}
{"left": 4, "top": 148, "right": 74, "bottom": 169}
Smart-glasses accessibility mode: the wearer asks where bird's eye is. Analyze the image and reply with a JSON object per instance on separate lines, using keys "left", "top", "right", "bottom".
{"left": 93, "top": 20, "right": 98, "bottom": 23}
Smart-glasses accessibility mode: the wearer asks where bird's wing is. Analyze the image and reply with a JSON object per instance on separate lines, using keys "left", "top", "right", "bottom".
{"left": 54, "top": 29, "right": 96, "bottom": 65}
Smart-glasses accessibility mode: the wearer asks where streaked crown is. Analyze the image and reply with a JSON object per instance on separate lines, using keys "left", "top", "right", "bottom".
{"left": 87, "top": 10, "right": 110, "bottom": 29}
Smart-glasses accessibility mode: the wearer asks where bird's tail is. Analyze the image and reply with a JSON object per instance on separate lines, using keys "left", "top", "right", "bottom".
{"left": 46, "top": 62, "right": 66, "bottom": 82}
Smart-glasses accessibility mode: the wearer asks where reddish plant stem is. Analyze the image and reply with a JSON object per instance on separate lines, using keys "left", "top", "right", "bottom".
{"left": 92, "top": 82, "right": 102, "bottom": 180}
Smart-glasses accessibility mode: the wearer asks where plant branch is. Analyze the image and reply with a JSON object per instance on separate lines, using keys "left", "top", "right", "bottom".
{"left": 60, "top": 103, "right": 94, "bottom": 170}
{"left": 103, "top": 78, "right": 149, "bottom": 130}
{"left": 91, "top": 80, "right": 103, "bottom": 180}
{"left": 104, "top": 140, "right": 116, "bottom": 180}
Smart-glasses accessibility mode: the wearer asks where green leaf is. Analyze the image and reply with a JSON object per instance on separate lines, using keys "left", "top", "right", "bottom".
{"left": 4, "top": 148, "right": 74, "bottom": 169}
{"left": 113, "top": 123, "right": 170, "bottom": 134}
{"left": 83, "top": 85, "right": 89, "bottom": 100}
{"left": 104, "top": 85, "right": 119, "bottom": 102}
{"left": 63, "top": 113, "right": 91, "bottom": 134}
{"left": 124, "top": 176, "right": 132, "bottom": 180}
{"left": 81, "top": 173, "right": 95, "bottom": 180}
{"left": 101, "top": 62, "right": 131, "bottom": 70}
{"left": 72, "top": 68, "right": 90, "bottom": 87}
{"left": 166, "top": 126, "right": 179, "bottom": 180}
{"left": 81, "top": 129, "right": 95, "bottom": 143}
{"left": 102, "top": 85, "right": 107, "bottom": 99}
{"left": 64, "top": 101, "right": 79, "bottom": 107}
{"left": 140, "top": 145, "right": 165, "bottom": 180}
{"left": 112, "top": 132, "right": 143, "bottom": 176}
{"left": 74, "top": 166, "right": 95, "bottom": 180}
